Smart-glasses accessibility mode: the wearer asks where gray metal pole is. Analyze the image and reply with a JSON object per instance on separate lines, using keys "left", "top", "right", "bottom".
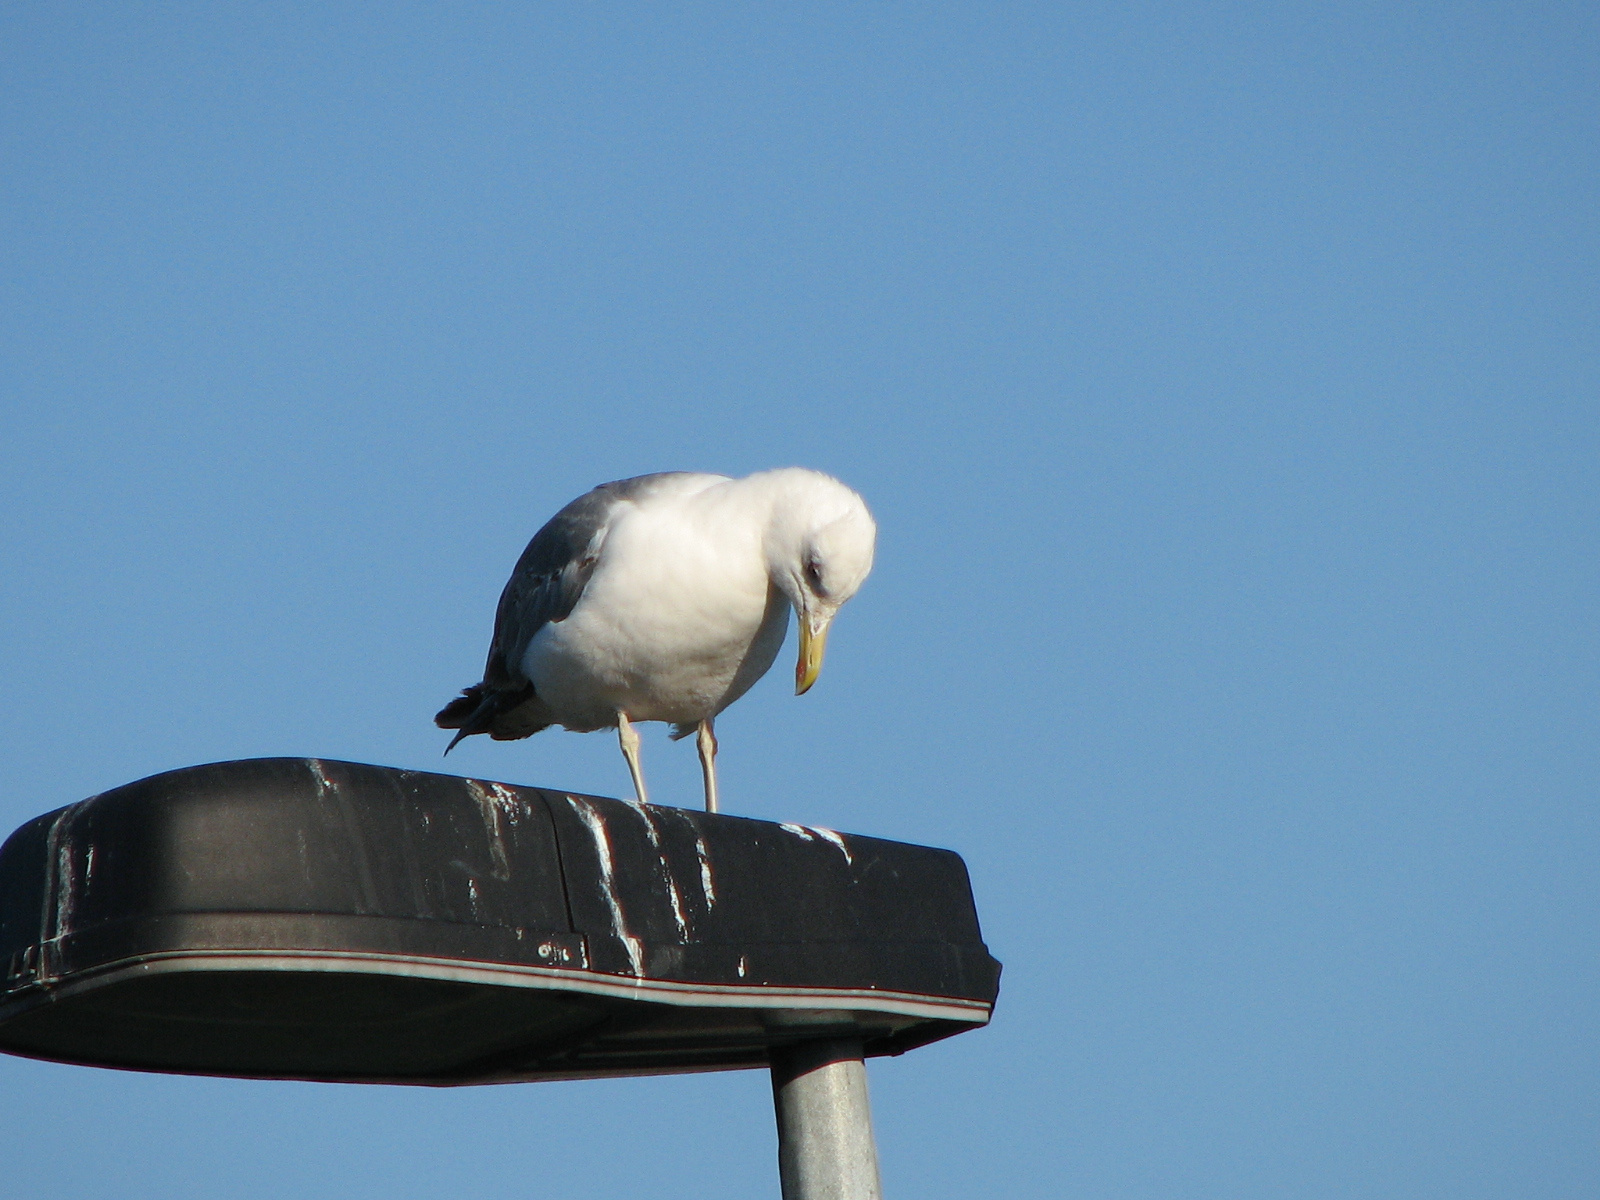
{"left": 770, "top": 1039, "right": 884, "bottom": 1200}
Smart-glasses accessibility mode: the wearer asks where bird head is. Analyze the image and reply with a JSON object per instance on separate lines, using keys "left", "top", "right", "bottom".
{"left": 761, "top": 470, "right": 877, "bottom": 695}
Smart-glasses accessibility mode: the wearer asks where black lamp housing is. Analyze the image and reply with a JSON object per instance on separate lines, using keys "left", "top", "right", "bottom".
{"left": 0, "top": 759, "right": 999, "bottom": 1085}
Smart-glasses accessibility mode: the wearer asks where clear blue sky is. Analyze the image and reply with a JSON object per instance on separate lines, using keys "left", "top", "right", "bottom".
{"left": 2, "top": 5, "right": 1595, "bottom": 1198}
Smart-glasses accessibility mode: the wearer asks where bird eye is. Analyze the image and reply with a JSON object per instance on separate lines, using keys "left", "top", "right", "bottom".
{"left": 804, "top": 558, "right": 825, "bottom": 592}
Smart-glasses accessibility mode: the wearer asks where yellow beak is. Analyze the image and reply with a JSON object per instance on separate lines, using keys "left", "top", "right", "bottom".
{"left": 795, "top": 615, "right": 832, "bottom": 695}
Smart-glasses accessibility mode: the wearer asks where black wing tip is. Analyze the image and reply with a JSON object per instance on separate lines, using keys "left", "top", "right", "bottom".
{"left": 435, "top": 682, "right": 539, "bottom": 753}
{"left": 436, "top": 686, "right": 486, "bottom": 755}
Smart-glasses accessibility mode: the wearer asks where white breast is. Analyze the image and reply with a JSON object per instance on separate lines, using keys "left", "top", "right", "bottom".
{"left": 520, "top": 483, "right": 787, "bottom": 730}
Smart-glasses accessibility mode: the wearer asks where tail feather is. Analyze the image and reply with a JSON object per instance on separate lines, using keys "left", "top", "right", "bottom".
{"left": 435, "top": 682, "right": 536, "bottom": 754}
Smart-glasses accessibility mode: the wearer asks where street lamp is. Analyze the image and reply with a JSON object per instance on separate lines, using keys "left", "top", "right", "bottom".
{"left": 0, "top": 757, "right": 1000, "bottom": 1198}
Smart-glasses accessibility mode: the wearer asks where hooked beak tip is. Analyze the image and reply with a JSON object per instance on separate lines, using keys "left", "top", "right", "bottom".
{"left": 795, "top": 616, "right": 830, "bottom": 695}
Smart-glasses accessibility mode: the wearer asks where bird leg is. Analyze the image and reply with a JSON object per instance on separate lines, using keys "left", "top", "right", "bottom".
{"left": 696, "top": 717, "right": 719, "bottom": 814}
{"left": 617, "top": 712, "right": 649, "bottom": 805}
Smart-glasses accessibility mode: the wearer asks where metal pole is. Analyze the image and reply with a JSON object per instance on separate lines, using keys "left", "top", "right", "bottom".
{"left": 770, "top": 1038, "right": 883, "bottom": 1200}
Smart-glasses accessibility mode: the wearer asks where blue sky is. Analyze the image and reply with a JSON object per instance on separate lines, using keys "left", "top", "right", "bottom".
{"left": 1, "top": 5, "right": 1595, "bottom": 1197}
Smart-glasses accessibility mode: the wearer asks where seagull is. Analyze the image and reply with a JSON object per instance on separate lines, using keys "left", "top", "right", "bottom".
{"left": 435, "top": 468, "right": 876, "bottom": 813}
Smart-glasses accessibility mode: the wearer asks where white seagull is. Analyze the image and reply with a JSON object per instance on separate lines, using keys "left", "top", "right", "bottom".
{"left": 436, "top": 468, "right": 876, "bottom": 812}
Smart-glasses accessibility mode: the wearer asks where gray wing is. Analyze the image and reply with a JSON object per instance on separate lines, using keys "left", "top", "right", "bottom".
{"left": 481, "top": 472, "right": 695, "bottom": 689}
{"left": 437, "top": 472, "right": 719, "bottom": 749}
